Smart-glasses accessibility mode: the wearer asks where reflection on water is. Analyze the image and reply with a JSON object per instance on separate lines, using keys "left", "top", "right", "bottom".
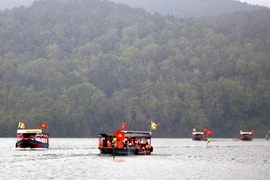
{"left": 1, "top": 138, "right": 270, "bottom": 180}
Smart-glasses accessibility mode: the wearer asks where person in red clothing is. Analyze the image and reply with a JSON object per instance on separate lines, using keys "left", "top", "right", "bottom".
{"left": 145, "top": 142, "right": 151, "bottom": 149}
{"left": 117, "top": 141, "right": 124, "bottom": 148}
{"left": 107, "top": 141, "right": 112, "bottom": 148}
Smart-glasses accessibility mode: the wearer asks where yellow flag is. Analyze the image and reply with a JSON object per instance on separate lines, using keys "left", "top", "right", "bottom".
{"left": 150, "top": 121, "right": 157, "bottom": 130}
{"left": 18, "top": 122, "right": 25, "bottom": 129}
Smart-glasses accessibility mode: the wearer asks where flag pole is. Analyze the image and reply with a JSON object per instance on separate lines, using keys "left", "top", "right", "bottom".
{"left": 113, "top": 145, "right": 115, "bottom": 159}
{"left": 112, "top": 137, "right": 117, "bottom": 159}
{"left": 150, "top": 121, "right": 153, "bottom": 135}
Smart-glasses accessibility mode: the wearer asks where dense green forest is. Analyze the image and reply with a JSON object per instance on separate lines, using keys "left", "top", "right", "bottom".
{"left": 0, "top": 0, "right": 270, "bottom": 138}
{"left": 111, "top": 0, "right": 265, "bottom": 17}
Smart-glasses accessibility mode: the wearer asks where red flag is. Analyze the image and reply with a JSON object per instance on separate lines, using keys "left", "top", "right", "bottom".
{"left": 206, "top": 130, "right": 213, "bottom": 136}
{"left": 114, "top": 129, "right": 125, "bottom": 142}
{"left": 204, "top": 128, "right": 212, "bottom": 136}
{"left": 121, "top": 122, "right": 126, "bottom": 130}
{"left": 40, "top": 122, "right": 48, "bottom": 129}
{"left": 268, "top": 129, "right": 270, "bottom": 133}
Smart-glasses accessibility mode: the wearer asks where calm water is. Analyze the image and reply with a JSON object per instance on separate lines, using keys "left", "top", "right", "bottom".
{"left": 0, "top": 138, "right": 269, "bottom": 180}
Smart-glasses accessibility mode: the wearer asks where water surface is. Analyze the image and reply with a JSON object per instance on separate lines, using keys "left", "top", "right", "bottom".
{"left": 0, "top": 138, "right": 269, "bottom": 180}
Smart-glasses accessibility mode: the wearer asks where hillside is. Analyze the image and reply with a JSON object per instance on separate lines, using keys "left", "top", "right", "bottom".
{"left": 110, "top": 0, "right": 265, "bottom": 17}
{"left": 0, "top": 0, "right": 270, "bottom": 137}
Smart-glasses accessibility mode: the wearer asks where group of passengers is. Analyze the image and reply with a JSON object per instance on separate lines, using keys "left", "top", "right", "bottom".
{"left": 100, "top": 137, "right": 151, "bottom": 149}
{"left": 134, "top": 141, "right": 151, "bottom": 150}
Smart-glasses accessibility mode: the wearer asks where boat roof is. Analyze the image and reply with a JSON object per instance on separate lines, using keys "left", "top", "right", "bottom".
{"left": 99, "top": 130, "right": 151, "bottom": 138}
{"left": 122, "top": 130, "right": 151, "bottom": 138}
{"left": 192, "top": 132, "right": 204, "bottom": 135}
{"left": 240, "top": 131, "right": 253, "bottom": 135}
{"left": 17, "top": 129, "right": 42, "bottom": 134}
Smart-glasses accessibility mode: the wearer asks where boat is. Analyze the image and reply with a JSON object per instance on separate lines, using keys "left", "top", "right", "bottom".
{"left": 240, "top": 130, "right": 253, "bottom": 141}
{"left": 98, "top": 130, "right": 153, "bottom": 155}
{"left": 16, "top": 129, "right": 49, "bottom": 148}
{"left": 192, "top": 131, "right": 207, "bottom": 141}
{"left": 192, "top": 128, "right": 212, "bottom": 141}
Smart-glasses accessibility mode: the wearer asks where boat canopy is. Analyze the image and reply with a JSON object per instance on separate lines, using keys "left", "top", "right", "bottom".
{"left": 99, "top": 131, "right": 151, "bottom": 138}
{"left": 240, "top": 131, "right": 252, "bottom": 135}
{"left": 122, "top": 131, "right": 151, "bottom": 138}
{"left": 17, "top": 129, "right": 42, "bottom": 134}
{"left": 192, "top": 132, "right": 204, "bottom": 135}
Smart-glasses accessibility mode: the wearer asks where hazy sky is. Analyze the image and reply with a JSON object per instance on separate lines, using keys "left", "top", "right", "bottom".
{"left": 239, "top": 0, "right": 270, "bottom": 7}
{"left": 1, "top": 0, "right": 270, "bottom": 10}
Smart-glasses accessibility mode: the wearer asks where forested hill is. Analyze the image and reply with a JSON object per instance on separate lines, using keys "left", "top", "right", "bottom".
{"left": 0, "top": 0, "right": 270, "bottom": 138}
{"left": 110, "top": 0, "right": 265, "bottom": 17}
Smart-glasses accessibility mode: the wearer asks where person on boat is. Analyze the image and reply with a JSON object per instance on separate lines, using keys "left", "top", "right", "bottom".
{"left": 145, "top": 142, "right": 151, "bottom": 149}
{"left": 136, "top": 142, "right": 141, "bottom": 150}
{"left": 102, "top": 138, "right": 107, "bottom": 147}
{"left": 117, "top": 141, "right": 124, "bottom": 148}
{"left": 107, "top": 140, "right": 112, "bottom": 148}
{"left": 99, "top": 140, "right": 103, "bottom": 147}
{"left": 140, "top": 143, "right": 145, "bottom": 150}
{"left": 123, "top": 140, "right": 127, "bottom": 149}
{"left": 129, "top": 139, "right": 135, "bottom": 146}
{"left": 29, "top": 135, "right": 35, "bottom": 141}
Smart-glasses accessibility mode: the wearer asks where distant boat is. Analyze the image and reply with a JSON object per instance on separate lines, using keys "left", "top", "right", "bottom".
{"left": 240, "top": 130, "right": 253, "bottom": 141}
{"left": 16, "top": 129, "right": 49, "bottom": 148}
{"left": 192, "top": 128, "right": 212, "bottom": 141}
{"left": 192, "top": 131, "right": 206, "bottom": 141}
{"left": 98, "top": 130, "right": 153, "bottom": 155}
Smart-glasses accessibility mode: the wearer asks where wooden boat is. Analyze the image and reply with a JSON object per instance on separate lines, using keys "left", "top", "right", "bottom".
{"left": 240, "top": 130, "right": 253, "bottom": 141}
{"left": 16, "top": 129, "right": 49, "bottom": 148}
{"left": 192, "top": 128, "right": 212, "bottom": 141}
{"left": 98, "top": 130, "right": 153, "bottom": 155}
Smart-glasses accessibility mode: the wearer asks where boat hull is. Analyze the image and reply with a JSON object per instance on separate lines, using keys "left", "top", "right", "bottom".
{"left": 192, "top": 135, "right": 206, "bottom": 141}
{"left": 240, "top": 135, "right": 253, "bottom": 141}
{"left": 16, "top": 139, "right": 49, "bottom": 148}
{"left": 99, "top": 147, "right": 152, "bottom": 155}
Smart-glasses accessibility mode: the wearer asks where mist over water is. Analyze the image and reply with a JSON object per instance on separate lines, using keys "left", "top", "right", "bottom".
{"left": 1, "top": 138, "right": 269, "bottom": 180}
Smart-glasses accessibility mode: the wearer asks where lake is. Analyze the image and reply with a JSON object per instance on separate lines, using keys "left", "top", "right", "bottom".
{"left": 0, "top": 138, "right": 269, "bottom": 180}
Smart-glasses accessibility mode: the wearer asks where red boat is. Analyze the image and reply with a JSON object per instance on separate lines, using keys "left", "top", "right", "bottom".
{"left": 240, "top": 130, "right": 253, "bottom": 141}
{"left": 16, "top": 129, "right": 49, "bottom": 148}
